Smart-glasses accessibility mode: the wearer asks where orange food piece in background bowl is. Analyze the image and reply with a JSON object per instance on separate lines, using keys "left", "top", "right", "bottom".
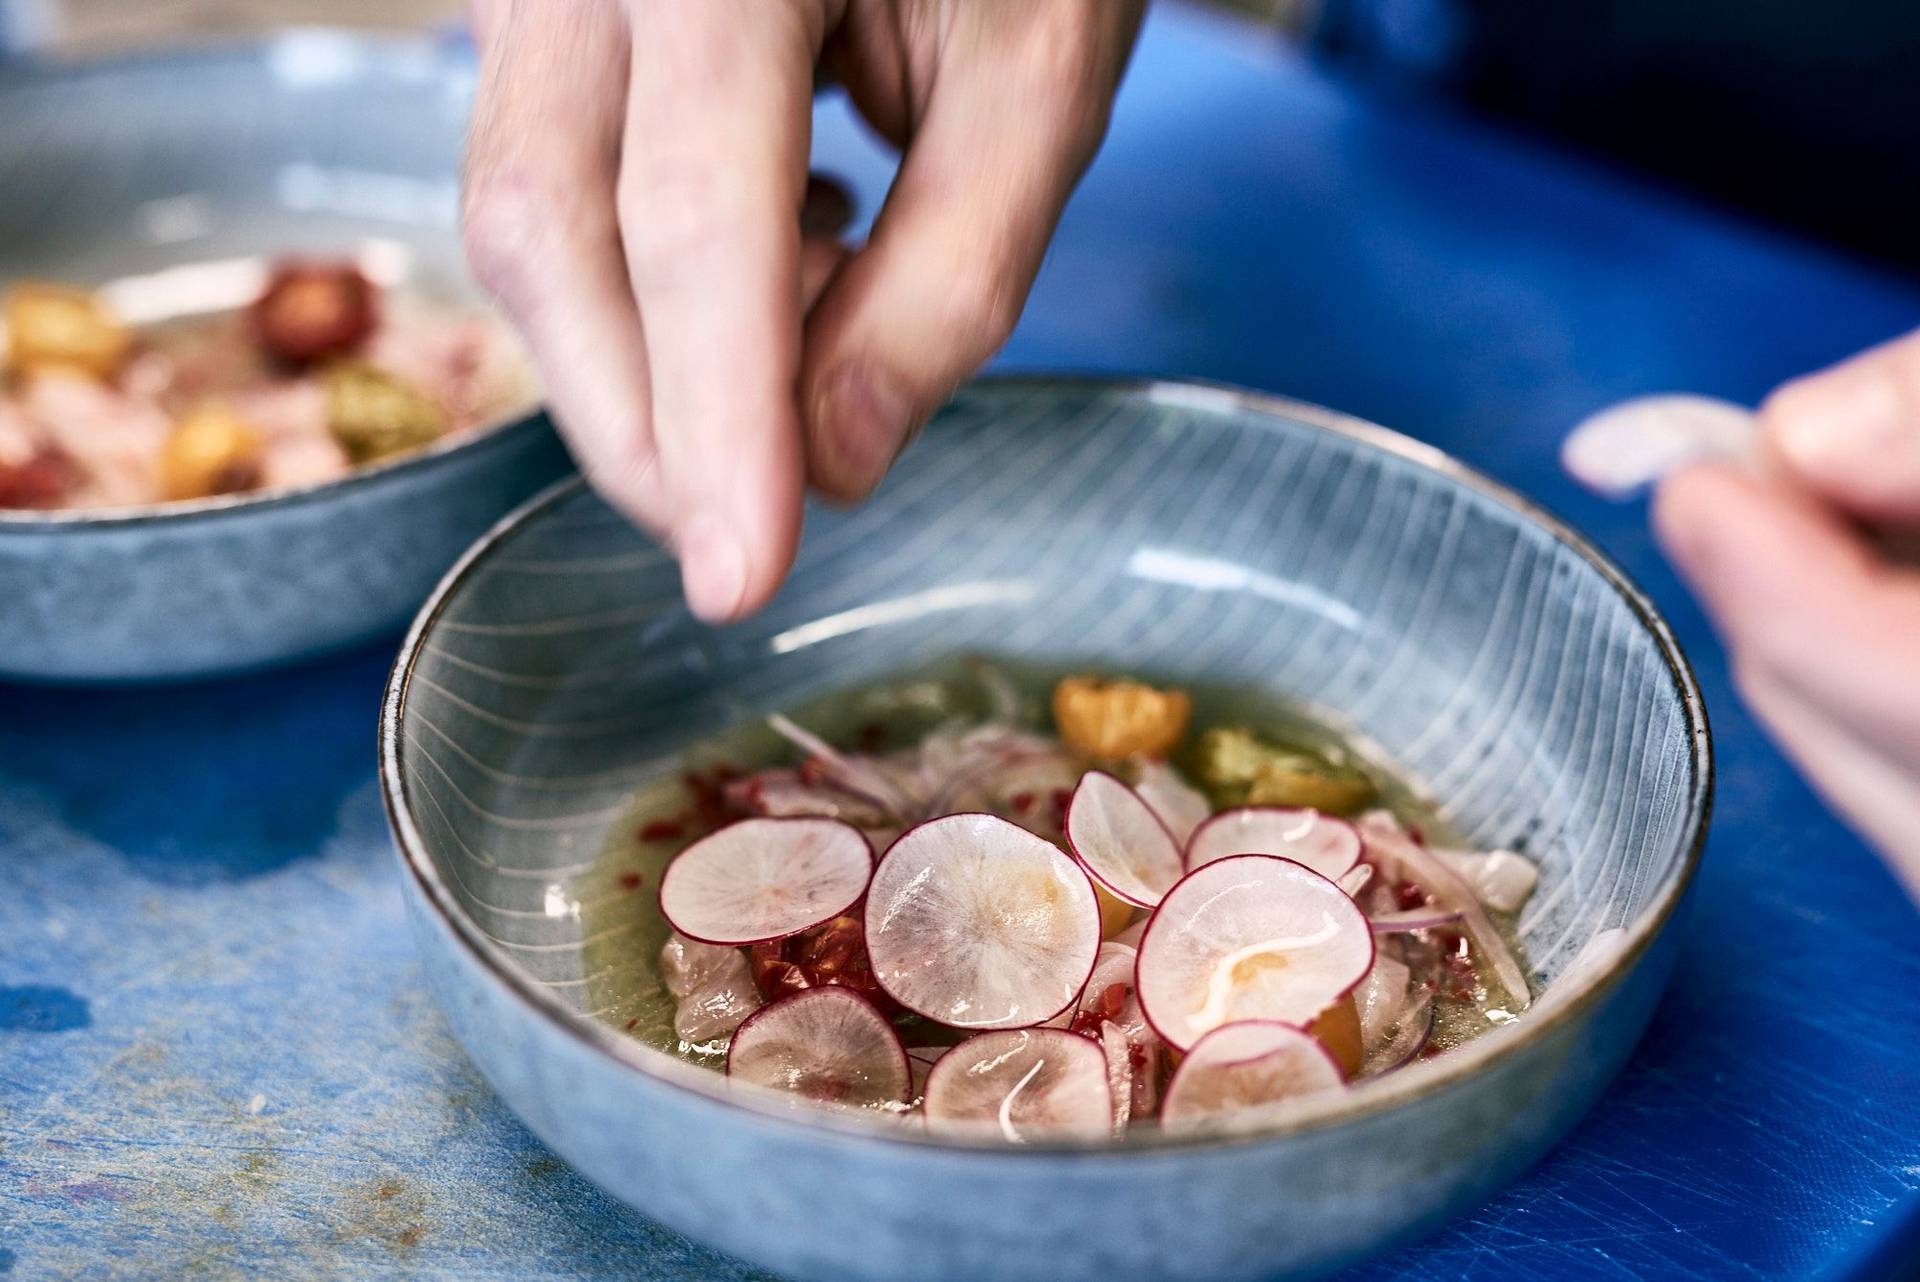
{"left": 1052, "top": 676, "right": 1192, "bottom": 760}
{"left": 160, "top": 405, "right": 264, "bottom": 501}
{"left": 4, "top": 284, "right": 129, "bottom": 381}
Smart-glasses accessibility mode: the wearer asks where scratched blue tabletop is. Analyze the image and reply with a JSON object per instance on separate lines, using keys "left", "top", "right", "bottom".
{"left": 6, "top": 6, "right": 1920, "bottom": 1280}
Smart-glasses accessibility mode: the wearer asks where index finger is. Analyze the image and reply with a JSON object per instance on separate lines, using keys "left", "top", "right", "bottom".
{"left": 618, "top": 2, "right": 820, "bottom": 621}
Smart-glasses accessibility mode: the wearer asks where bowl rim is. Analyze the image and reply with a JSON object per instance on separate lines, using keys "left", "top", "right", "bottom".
{"left": 378, "top": 373, "right": 1713, "bottom": 1156}
{"left": 0, "top": 27, "right": 542, "bottom": 534}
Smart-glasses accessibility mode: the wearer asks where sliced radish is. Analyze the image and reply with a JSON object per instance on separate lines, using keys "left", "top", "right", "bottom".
{"left": 1368, "top": 906, "right": 1463, "bottom": 934}
{"left": 726, "top": 988, "right": 910, "bottom": 1110}
{"left": 922, "top": 1028, "right": 1113, "bottom": 1141}
{"left": 1136, "top": 855, "right": 1374, "bottom": 1052}
{"left": 1133, "top": 760, "right": 1212, "bottom": 849}
{"left": 865, "top": 814, "right": 1100, "bottom": 1029}
{"left": 1065, "top": 771, "right": 1184, "bottom": 908}
{"left": 658, "top": 817, "right": 874, "bottom": 946}
{"left": 1360, "top": 817, "right": 1532, "bottom": 1011}
{"left": 1161, "top": 1021, "right": 1345, "bottom": 1124}
{"left": 1185, "top": 807, "right": 1361, "bottom": 881}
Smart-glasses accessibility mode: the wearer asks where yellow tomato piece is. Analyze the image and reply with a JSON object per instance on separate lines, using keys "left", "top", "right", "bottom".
{"left": 1052, "top": 676, "right": 1191, "bottom": 760}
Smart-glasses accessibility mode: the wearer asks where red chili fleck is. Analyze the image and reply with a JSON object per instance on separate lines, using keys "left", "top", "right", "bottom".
{"left": 1050, "top": 789, "right": 1074, "bottom": 826}
{"left": 1010, "top": 792, "right": 1035, "bottom": 814}
{"left": 638, "top": 820, "right": 684, "bottom": 843}
{"left": 1406, "top": 825, "right": 1426, "bottom": 846}
{"left": 624, "top": 1017, "right": 640, "bottom": 1031}
{"left": 798, "top": 758, "right": 826, "bottom": 786}
{"left": 617, "top": 871, "right": 644, "bottom": 891}
{"left": 1393, "top": 879, "right": 1428, "bottom": 911}
{"left": 857, "top": 722, "right": 888, "bottom": 752}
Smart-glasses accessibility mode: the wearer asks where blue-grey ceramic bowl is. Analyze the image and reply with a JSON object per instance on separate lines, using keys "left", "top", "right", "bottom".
{"left": 381, "top": 377, "right": 1710, "bottom": 1282}
{"left": 0, "top": 34, "right": 570, "bottom": 682}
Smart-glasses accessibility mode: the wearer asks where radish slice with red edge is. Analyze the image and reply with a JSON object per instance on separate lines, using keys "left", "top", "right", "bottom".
{"left": 1368, "top": 906, "right": 1463, "bottom": 934}
{"left": 725, "top": 988, "right": 911, "bottom": 1110}
{"left": 1360, "top": 817, "right": 1532, "bottom": 1011}
{"left": 658, "top": 817, "right": 873, "bottom": 946}
{"left": 1133, "top": 760, "right": 1211, "bottom": 849}
{"left": 1136, "top": 855, "right": 1374, "bottom": 1052}
{"left": 865, "top": 813, "right": 1101, "bottom": 1029}
{"left": 1161, "top": 1021, "right": 1345, "bottom": 1124}
{"left": 1185, "top": 807, "right": 1361, "bottom": 880}
{"left": 922, "top": 1027, "right": 1113, "bottom": 1141}
{"left": 1065, "top": 770, "right": 1184, "bottom": 908}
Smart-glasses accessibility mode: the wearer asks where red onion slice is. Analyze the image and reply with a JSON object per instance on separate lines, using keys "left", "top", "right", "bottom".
{"left": 1161, "top": 1021, "right": 1346, "bottom": 1124}
{"left": 1368, "top": 906, "right": 1465, "bottom": 934}
{"left": 1360, "top": 817, "right": 1532, "bottom": 1011}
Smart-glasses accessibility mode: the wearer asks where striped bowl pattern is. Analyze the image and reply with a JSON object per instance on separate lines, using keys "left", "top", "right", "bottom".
{"left": 384, "top": 376, "right": 1710, "bottom": 1282}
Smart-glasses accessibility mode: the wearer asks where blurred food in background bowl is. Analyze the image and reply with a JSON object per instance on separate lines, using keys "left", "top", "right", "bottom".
{"left": 381, "top": 376, "right": 1710, "bottom": 1282}
{"left": 0, "top": 32, "right": 571, "bottom": 682}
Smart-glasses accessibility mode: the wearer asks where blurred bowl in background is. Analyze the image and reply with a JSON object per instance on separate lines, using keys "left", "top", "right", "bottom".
{"left": 0, "top": 32, "right": 571, "bottom": 682}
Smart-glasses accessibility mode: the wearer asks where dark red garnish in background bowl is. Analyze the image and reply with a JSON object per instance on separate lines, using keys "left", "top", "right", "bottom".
{"left": 249, "top": 261, "right": 378, "bottom": 366}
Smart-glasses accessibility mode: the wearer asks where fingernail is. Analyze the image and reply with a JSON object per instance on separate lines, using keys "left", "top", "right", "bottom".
{"left": 1773, "top": 365, "right": 1905, "bottom": 478}
{"left": 813, "top": 363, "right": 913, "bottom": 498}
{"left": 678, "top": 512, "right": 748, "bottom": 623}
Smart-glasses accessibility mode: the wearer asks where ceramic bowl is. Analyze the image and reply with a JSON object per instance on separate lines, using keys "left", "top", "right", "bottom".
{"left": 381, "top": 377, "right": 1710, "bottom": 1282}
{"left": 0, "top": 34, "right": 571, "bottom": 681}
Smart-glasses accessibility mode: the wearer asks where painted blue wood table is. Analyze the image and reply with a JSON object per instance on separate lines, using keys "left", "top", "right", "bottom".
{"left": 5, "top": 5, "right": 1919, "bottom": 1278}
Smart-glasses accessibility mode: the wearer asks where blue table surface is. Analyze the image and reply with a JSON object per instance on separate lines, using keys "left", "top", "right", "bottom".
{"left": 6, "top": 6, "right": 1920, "bottom": 1279}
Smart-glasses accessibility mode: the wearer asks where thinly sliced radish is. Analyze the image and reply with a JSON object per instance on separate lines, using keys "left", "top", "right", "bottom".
{"left": 1361, "top": 987, "right": 1434, "bottom": 1075}
{"left": 658, "top": 817, "right": 874, "bottom": 946}
{"left": 1185, "top": 807, "right": 1361, "bottom": 881}
{"left": 922, "top": 1027, "right": 1113, "bottom": 1141}
{"left": 726, "top": 988, "right": 911, "bottom": 1110}
{"left": 1161, "top": 1021, "right": 1345, "bottom": 1124}
{"left": 1562, "top": 394, "right": 1755, "bottom": 499}
{"left": 1360, "top": 817, "right": 1532, "bottom": 1011}
{"left": 1133, "top": 760, "right": 1212, "bottom": 849}
{"left": 1065, "top": 771, "right": 1184, "bottom": 908}
{"left": 1136, "top": 855, "right": 1374, "bottom": 1052}
{"left": 1369, "top": 906, "right": 1463, "bottom": 934}
{"left": 1435, "top": 847, "right": 1539, "bottom": 914}
{"left": 865, "top": 814, "right": 1100, "bottom": 1029}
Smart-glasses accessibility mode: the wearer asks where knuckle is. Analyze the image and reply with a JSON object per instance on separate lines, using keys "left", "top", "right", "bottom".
{"left": 461, "top": 154, "right": 611, "bottom": 301}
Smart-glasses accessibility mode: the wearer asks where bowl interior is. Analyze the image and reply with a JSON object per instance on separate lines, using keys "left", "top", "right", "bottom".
{"left": 392, "top": 378, "right": 1706, "bottom": 1126}
{"left": 0, "top": 35, "right": 483, "bottom": 336}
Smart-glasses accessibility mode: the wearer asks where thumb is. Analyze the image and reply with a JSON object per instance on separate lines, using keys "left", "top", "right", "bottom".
{"left": 1764, "top": 327, "right": 1920, "bottom": 525}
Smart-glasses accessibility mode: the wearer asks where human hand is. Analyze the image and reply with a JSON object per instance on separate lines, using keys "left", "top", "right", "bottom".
{"left": 1653, "top": 330, "right": 1920, "bottom": 900}
{"left": 461, "top": 0, "right": 1144, "bottom": 621}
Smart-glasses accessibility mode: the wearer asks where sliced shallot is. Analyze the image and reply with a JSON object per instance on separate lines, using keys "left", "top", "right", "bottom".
{"left": 1353, "top": 953, "right": 1412, "bottom": 1049}
{"left": 657, "top": 817, "right": 873, "bottom": 947}
{"left": 865, "top": 813, "right": 1101, "bottom": 1029}
{"left": 1360, "top": 817, "right": 1532, "bottom": 1011}
{"left": 1135, "top": 855, "right": 1374, "bottom": 1052}
{"left": 1161, "top": 1021, "right": 1345, "bottom": 1124}
{"left": 1361, "top": 987, "right": 1435, "bottom": 1075}
{"left": 1368, "top": 906, "right": 1464, "bottom": 934}
{"left": 1185, "top": 807, "right": 1361, "bottom": 881}
{"left": 1435, "top": 846, "right": 1539, "bottom": 914}
{"left": 726, "top": 988, "right": 911, "bottom": 1110}
{"left": 922, "top": 1027, "right": 1113, "bottom": 1142}
{"left": 1065, "top": 770, "right": 1184, "bottom": 908}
